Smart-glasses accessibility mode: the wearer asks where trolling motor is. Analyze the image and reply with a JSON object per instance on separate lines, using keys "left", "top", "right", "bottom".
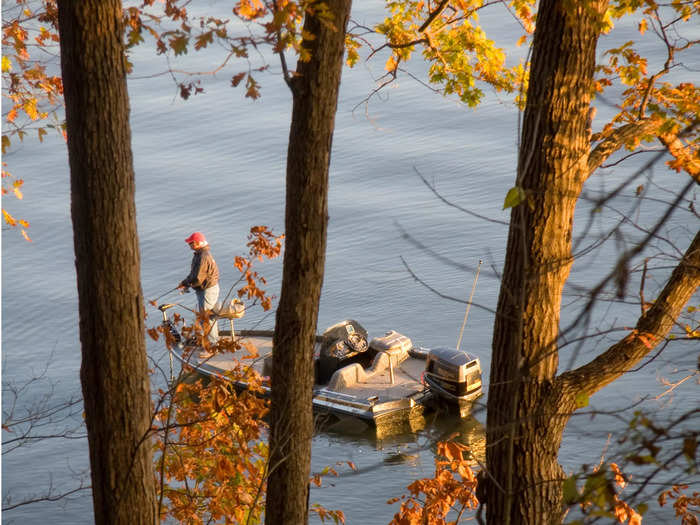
{"left": 158, "top": 303, "right": 178, "bottom": 322}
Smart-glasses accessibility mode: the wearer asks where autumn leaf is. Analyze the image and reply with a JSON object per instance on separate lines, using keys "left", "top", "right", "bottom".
{"left": 610, "top": 463, "right": 627, "bottom": 488}
{"left": 245, "top": 75, "right": 261, "bottom": 99}
{"left": 3, "top": 209, "right": 17, "bottom": 226}
{"left": 194, "top": 31, "right": 213, "bottom": 50}
{"left": 575, "top": 392, "right": 589, "bottom": 408}
{"left": 638, "top": 19, "right": 647, "bottom": 34}
{"left": 231, "top": 71, "right": 246, "bottom": 87}
{"left": 169, "top": 34, "right": 189, "bottom": 55}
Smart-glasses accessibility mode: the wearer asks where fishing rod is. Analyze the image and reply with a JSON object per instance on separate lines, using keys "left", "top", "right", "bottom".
{"left": 456, "top": 259, "right": 482, "bottom": 352}
{"left": 151, "top": 286, "right": 188, "bottom": 303}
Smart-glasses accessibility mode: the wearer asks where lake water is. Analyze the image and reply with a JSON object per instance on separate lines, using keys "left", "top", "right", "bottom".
{"left": 2, "top": 4, "right": 698, "bottom": 524}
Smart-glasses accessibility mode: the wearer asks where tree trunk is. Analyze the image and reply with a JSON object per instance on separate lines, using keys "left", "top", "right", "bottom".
{"left": 58, "top": 2, "right": 156, "bottom": 524}
{"left": 265, "top": 1, "right": 352, "bottom": 523}
{"left": 485, "top": 1, "right": 608, "bottom": 523}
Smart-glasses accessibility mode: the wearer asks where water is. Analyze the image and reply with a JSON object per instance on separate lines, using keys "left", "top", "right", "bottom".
{"left": 3, "top": 4, "right": 698, "bottom": 524}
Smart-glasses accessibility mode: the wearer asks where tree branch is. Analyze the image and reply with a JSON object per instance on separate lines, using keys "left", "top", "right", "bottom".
{"left": 587, "top": 119, "right": 699, "bottom": 185}
{"left": 558, "top": 229, "right": 700, "bottom": 399}
{"left": 418, "top": 0, "right": 451, "bottom": 32}
{"left": 587, "top": 119, "right": 658, "bottom": 179}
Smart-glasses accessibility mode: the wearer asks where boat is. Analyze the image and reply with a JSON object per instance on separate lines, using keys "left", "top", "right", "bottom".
{"left": 157, "top": 302, "right": 483, "bottom": 426}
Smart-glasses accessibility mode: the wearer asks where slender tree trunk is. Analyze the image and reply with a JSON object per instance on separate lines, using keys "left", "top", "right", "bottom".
{"left": 58, "top": 2, "right": 156, "bottom": 524}
{"left": 265, "top": 1, "right": 352, "bottom": 523}
{"left": 485, "top": 1, "right": 608, "bottom": 523}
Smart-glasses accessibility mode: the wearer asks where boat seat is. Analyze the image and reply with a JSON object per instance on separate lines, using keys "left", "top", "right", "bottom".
{"left": 215, "top": 299, "right": 245, "bottom": 319}
{"left": 326, "top": 344, "right": 411, "bottom": 391}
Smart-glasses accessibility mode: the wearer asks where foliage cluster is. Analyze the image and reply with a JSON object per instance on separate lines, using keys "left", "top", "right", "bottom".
{"left": 154, "top": 374, "right": 269, "bottom": 524}
{"left": 1, "top": 0, "right": 62, "bottom": 240}
{"left": 148, "top": 226, "right": 283, "bottom": 523}
{"left": 368, "top": 0, "right": 533, "bottom": 107}
{"left": 387, "top": 441, "right": 479, "bottom": 525}
{"left": 4, "top": 0, "right": 697, "bottom": 240}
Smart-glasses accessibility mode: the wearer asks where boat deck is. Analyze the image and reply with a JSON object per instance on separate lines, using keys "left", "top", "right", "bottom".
{"left": 192, "top": 334, "right": 427, "bottom": 399}
{"left": 167, "top": 329, "right": 432, "bottom": 423}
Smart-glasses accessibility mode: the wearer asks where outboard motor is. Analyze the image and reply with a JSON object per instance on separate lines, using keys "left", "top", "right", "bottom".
{"left": 424, "top": 347, "right": 482, "bottom": 410}
{"left": 158, "top": 303, "right": 184, "bottom": 349}
{"left": 316, "top": 320, "right": 370, "bottom": 384}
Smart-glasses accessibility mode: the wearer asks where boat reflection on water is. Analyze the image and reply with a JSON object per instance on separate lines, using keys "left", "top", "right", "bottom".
{"left": 314, "top": 409, "right": 486, "bottom": 466}
{"left": 315, "top": 408, "right": 428, "bottom": 442}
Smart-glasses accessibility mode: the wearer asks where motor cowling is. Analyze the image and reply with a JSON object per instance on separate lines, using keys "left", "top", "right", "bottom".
{"left": 424, "top": 347, "right": 482, "bottom": 401}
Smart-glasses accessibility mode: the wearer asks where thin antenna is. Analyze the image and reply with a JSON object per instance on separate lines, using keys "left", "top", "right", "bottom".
{"left": 456, "top": 259, "right": 482, "bottom": 351}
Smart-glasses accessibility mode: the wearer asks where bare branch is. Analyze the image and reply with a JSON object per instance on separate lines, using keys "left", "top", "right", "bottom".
{"left": 2, "top": 483, "right": 90, "bottom": 512}
{"left": 558, "top": 229, "right": 700, "bottom": 399}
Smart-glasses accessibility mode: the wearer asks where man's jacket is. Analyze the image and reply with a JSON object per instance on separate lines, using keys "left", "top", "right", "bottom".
{"left": 182, "top": 246, "right": 219, "bottom": 291}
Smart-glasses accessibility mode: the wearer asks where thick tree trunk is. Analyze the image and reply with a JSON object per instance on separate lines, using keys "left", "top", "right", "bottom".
{"left": 485, "top": 1, "right": 608, "bottom": 523}
{"left": 58, "top": 2, "right": 156, "bottom": 524}
{"left": 265, "top": 1, "right": 352, "bottom": 523}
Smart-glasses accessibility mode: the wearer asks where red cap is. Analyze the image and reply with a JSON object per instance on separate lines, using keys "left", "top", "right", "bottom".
{"left": 185, "top": 232, "right": 206, "bottom": 244}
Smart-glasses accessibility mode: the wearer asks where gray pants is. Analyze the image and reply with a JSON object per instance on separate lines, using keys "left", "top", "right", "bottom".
{"left": 196, "top": 284, "right": 219, "bottom": 343}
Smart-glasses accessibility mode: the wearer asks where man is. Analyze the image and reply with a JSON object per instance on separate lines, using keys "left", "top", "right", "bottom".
{"left": 178, "top": 231, "right": 220, "bottom": 350}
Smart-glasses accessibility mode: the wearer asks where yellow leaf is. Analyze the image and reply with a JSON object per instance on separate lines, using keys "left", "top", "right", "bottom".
{"left": 503, "top": 185, "right": 526, "bottom": 209}
{"left": 13, "top": 187, "right": 23, "bottom": 200}
{"left": 3, "top": 209, "right": 17, "bottom": 226}
{"left": 23, "top": 99, "right": 39, "bottom": 120}
{"left": 516, "top": 35, "right": 527, "bottom": 47}
{"left": 1, "top": 56, "right": 11, "bottom": 72}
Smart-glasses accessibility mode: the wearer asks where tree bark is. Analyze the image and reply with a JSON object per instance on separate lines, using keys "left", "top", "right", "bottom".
{"left": 265, "top": 1, "right": 352, "bottom": 523}
{"left": 486, "top": 1, "right": 608, "bottom": 523}
{"left": 485, "top": 1, "right": 700, "bottom": 523}
{"left": 58, "top": 2, "right": 156, "bottom": 524}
